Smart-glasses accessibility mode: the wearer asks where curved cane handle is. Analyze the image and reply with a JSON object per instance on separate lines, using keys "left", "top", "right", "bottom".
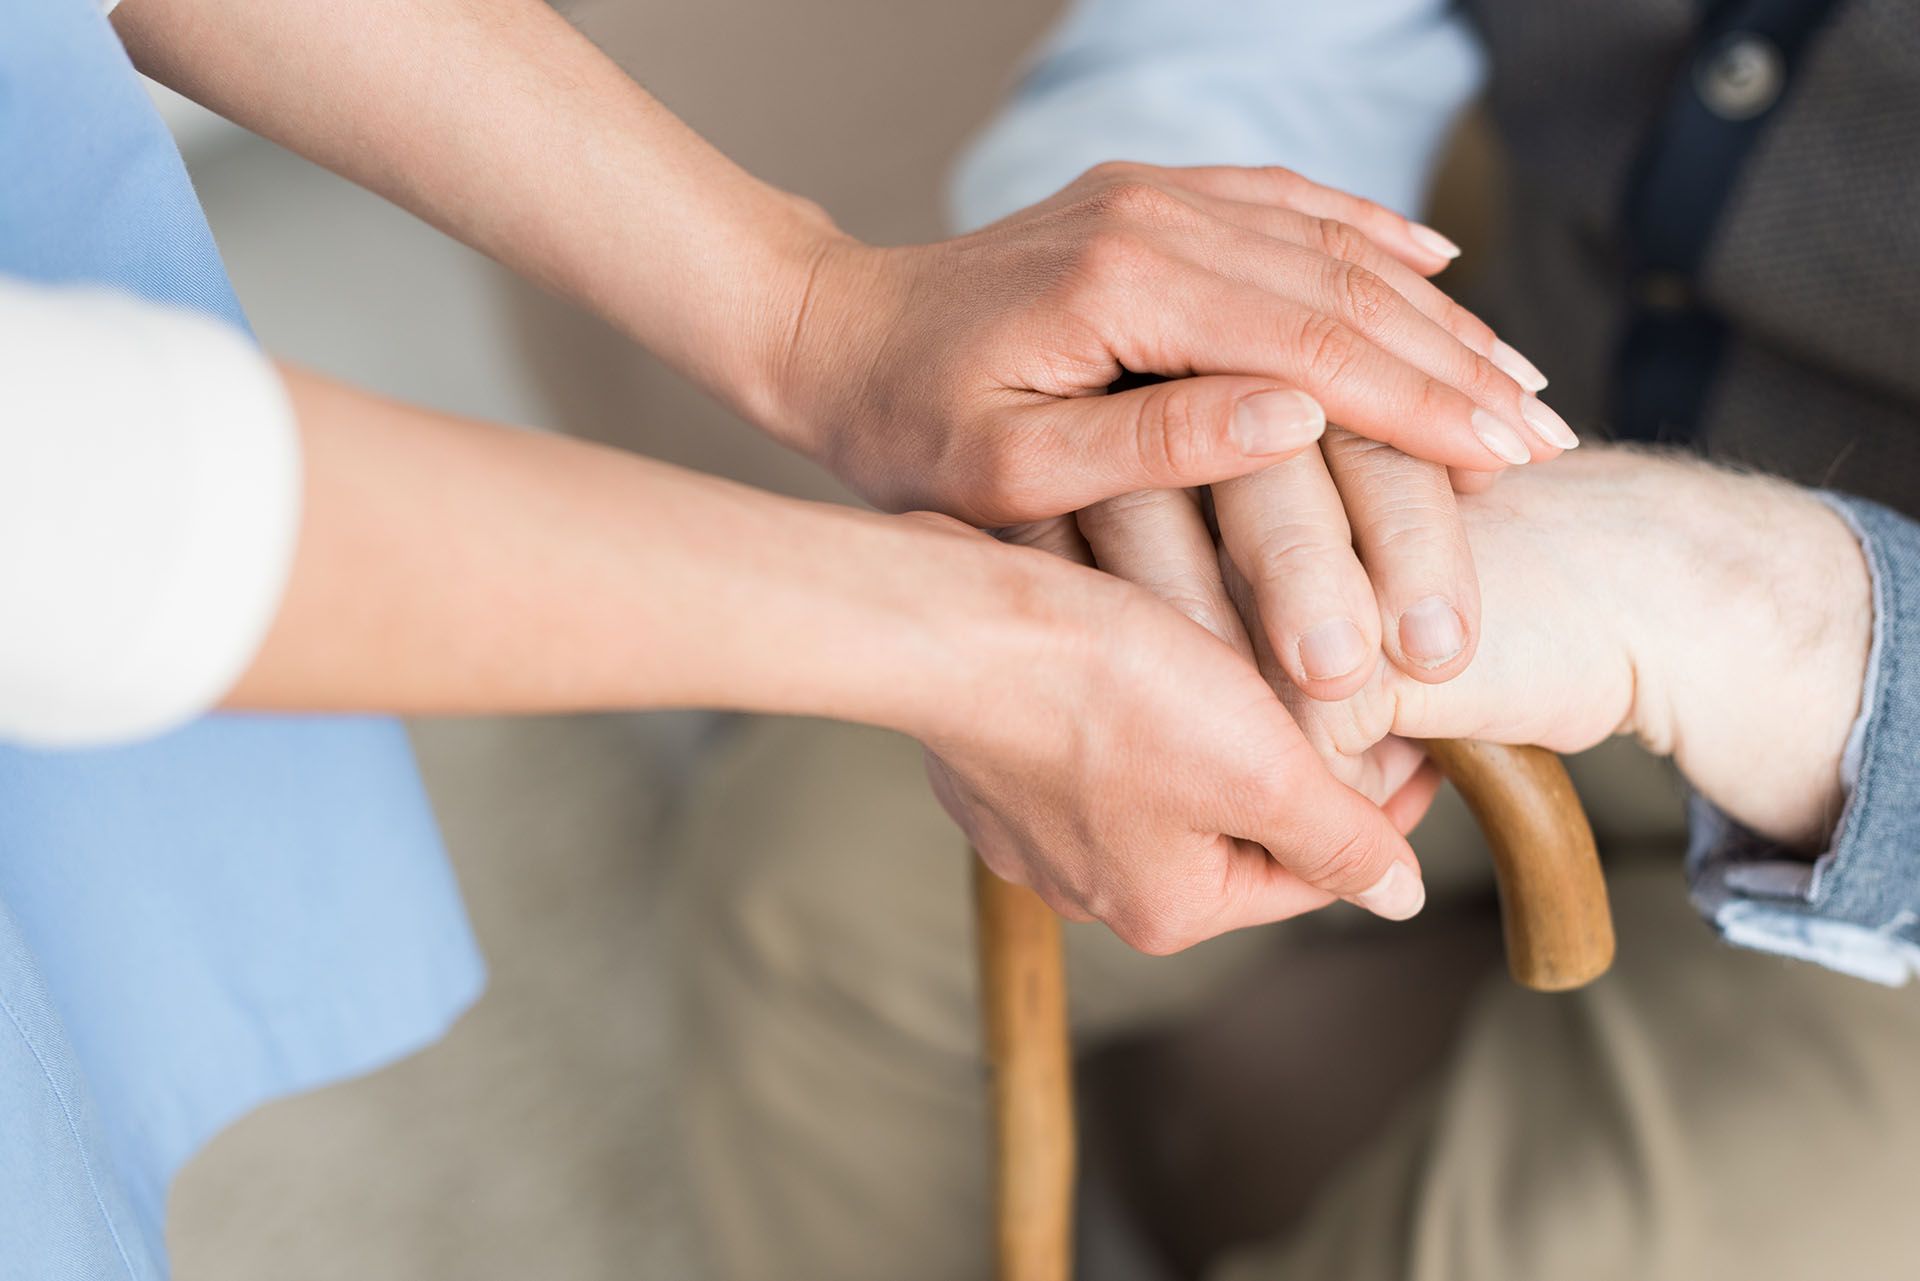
{"left": 1423, "top": 739, "right": 1614, "bottom": 991}
{"left": 972, "top": 740, "right": 1613, "bottom": 1279}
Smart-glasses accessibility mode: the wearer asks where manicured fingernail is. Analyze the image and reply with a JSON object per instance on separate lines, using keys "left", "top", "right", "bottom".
{"left": 1409, "top": 223, "right": 1462, "bottom": 260}
{"left": 1232, "top": 389, "right": 1326, "bottom": 456}
{"left": 1490, "top": 338, "right": 1549, "bottom": 392}
{"left": 1520, "top": 395, "right": 1579, "bottom": 450}
{"left": 1398, "top": 595, "right": 1466, "bottom": 667}
{"left": 1470, "top": 408, "right": 1530, "bottom": 466}
{"left": 1353, "top": 862, "right": 1426, "bottom": 921}
{"left": 1299, "top": 618, "right": 1369, "bottom": 681}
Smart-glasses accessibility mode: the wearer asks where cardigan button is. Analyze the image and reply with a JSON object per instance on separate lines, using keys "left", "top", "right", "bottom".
{"left": 1696, "top": 33, "right": 1786, "bottom": 122}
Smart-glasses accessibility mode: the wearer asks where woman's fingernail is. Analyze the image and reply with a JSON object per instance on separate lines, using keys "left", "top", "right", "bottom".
{"left": 1232, "top": 389, "right": 1327, "bottom": 456}
{"left": 1299, "top": 618, "right": 1369, "bottom": 681}
{"left": 1409, "top": 223, "right": 1462, "bottom": 261}
{"left": 1353, "top": 862, "right": 1426, "bottom": 921}
{"left": 1490, "top": 338, "right": 1549, "bottom": 392}
{"left": 1520, "top": 396, "right": 1580, "bottom": 450}
{"left": 1399, "top": 595, "right": 1466, "bottom": 667}
{"left": 1470, "top": 409, "right": 1531, "bottom": 466}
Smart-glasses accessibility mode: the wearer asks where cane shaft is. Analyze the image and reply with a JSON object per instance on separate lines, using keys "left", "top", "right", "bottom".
{"left": 973, "top": 860, "right": 1074, "bottom": 1281}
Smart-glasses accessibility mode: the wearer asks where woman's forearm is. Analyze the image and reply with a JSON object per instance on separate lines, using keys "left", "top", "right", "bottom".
{"left": 228, "top": 366, "right": 1037, "bottom": 734}
{"left": 230, "top": 365, "right": 1430, "bottom": 941}
{"left": 114, "top": 0, "right": 827, "bottom": 435}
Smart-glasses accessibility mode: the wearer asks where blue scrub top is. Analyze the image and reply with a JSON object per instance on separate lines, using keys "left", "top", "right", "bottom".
{"left": 0, "top": 4, "right": 485, "bottom": 1278}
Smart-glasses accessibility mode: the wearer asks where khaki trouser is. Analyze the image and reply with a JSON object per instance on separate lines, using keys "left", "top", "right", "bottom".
{"left": 669, "top": 717, "right": 1920, "bottom": 1280}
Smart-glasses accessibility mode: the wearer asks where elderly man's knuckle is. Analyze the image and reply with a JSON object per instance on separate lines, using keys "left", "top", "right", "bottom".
{"left": 1155, "top": 586, "right": 1231, "bottom": 637}
{"left": 1250, "top": 522, "right": 1345, "bottom": 582}
{"left": 1370, "top": 506, "right": 1458, "bottom": 560}
{"left": 1084, "top": 487, "right": 1171, "bottom": 524}
{"left": 1322, "top": 428, "right": 1400, "bottom": 473}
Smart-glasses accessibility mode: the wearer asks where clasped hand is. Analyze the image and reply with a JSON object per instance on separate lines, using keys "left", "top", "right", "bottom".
{"left": 886, "top": 169, "right": 1867, "bottom": 957}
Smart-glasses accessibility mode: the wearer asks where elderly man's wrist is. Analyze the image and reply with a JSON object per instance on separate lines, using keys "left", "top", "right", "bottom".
{"left": 1620, "top": 461, "right": 1872, "bottom": 847}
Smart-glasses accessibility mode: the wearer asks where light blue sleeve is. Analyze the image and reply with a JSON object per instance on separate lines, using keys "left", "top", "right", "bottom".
{"left": 949, "top": 0, "right": 1487, "bottom": 232}
{"left": 1687, "top": 494, "right": 1920, "bottom": 985}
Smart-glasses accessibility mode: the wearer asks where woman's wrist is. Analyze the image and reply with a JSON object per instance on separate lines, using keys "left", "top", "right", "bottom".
{"left": 812, "top": 513, "right": 1104, "bottom": 751}
{"left": 745, "top": 231, "right": 902, "bottom": 462}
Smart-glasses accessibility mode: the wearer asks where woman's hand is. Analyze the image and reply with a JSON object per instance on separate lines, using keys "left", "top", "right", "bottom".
{"left": 121, "top": 0, "right": 1565, "bottom": 532}
{"left": 1271, "top": 451, "right": 1873, "bottom": 851}
{"left": 778, "top": 163, "right": 1573, "bottom": 526}
{"left": 899, "top": 514, "right": 1427, "bottom": 953}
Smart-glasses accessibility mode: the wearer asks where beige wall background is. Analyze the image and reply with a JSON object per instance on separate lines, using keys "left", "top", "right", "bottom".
{"left": 163, "top": 3, "right": 1059, "bottom": 1279}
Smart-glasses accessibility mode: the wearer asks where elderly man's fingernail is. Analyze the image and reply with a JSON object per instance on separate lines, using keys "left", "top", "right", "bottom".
{"left": 1353, "top": 862, "right": 1426, "bottom": 921}
{"left": 1299, "top": 618, "right": 1369, "bottom": 681}
{"left": 1521, "top": 396, "right": 1580, "bottom": 450}
{"left": 1232, "top": 389, "right": 1326, "bottom": 455}
{"left": 1470, "top": 409, "right": 1531, "bottom": 466}
{"left": 1490, "top": 339, "right": 1549, "bottom": 392}
{"left": 1399, "top": 595, "right": 1466, "bottom": 667}
{"left": 1409, "top": 223, "right": 1462, "bottom": 260}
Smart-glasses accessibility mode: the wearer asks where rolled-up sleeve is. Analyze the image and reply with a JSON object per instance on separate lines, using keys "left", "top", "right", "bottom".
{"left": 949, "top": 0, "right": 1486, "bottom": 231}
{"left": 0, "top": 277, "right": 301, "bottom": 747}
{"left": 1688, "top": 494, "right": 1920, "bottom": 984}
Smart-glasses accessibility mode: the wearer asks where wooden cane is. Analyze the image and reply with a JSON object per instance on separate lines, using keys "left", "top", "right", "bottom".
{"left": 972, "top": 740, "right": 1612, "bottom": 1281}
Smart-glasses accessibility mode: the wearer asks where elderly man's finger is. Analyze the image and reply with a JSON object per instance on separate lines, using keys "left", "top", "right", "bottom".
{"left": 1077, "top": 488, "right": 1253, "bottom": 654}
{"left": 994, "top": 515, "right": 1093, "bottom": 565}
{"left": 1213, "top": 453, "right": 1382, "bottom": 701}
{"left": 1321, "top": 430, "right": 1480, "bottom": 682}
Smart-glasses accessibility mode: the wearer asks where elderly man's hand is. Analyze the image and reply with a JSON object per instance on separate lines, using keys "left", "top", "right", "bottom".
{"left": 1274, "top": 451, "right": 1873, "bottom": 852}
{"left": 775, "top": 163, "right": 1572, "bottom": 528}
{"left": 1055, "top": 188, "right": 1573, "bottom": 717}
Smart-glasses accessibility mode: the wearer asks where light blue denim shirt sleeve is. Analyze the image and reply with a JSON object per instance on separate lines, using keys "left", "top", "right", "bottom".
{"left": 1688, "top": 493, "right": 1920, "bottom": 985}
{"left": 948, "top": 0, "right": 1486, "bottom": 232}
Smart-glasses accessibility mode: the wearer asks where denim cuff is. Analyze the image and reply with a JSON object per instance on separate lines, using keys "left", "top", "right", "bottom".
{"left": 1687, "top": 493, "right": 1920, "bottom": 985}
